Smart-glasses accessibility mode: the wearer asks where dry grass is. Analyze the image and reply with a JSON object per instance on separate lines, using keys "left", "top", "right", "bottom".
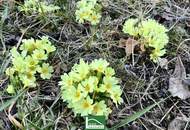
{"left": 0, "top": 0, "right": 190, "bottom": 129}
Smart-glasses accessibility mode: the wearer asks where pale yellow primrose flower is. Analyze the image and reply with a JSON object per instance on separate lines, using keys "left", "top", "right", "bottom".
{"left": 110, "top": 87, "right": 123, "bottom": 106}
{"left": 59, "top": 59, "right": 123, "bottom": 117}
{"left": 90, "top": 58, "right": 109, "bottom": 73}
{"left": 25, "top": 56, "right": 38, "bottom": 66}
{"left": 76, "top": 0, "right": 87, "bottom": 8}
{"left": 150, "top": 49, "right": 166, "bottom": 62}
{"left": 32, "top": 49, "right": 47, "bottom": 60}
{"left": 99, "top": 76, "right": 119, "bottom": 93}
{"left": 10, "top": 47, "right": 20, "bottom": 58}
{"left": 61, "top": 87, "right": 75, "bottom": 102}
{"left": 80, "top": 77, "right": 95, "bottom": 96}
{"left": 37, "top": 63, "right": 53, "bottom": 79}
{"left": 6, "top": 67, "right": 15, "bottom": 76}
{"left": 20, "top": 38, "right": 37, "bottom": 53}
{"left": 19, "top": 71, "right": 36, "bottom": 87}
{"left": 6, "top": 36, "right": 56, "bottom": 90}
{"left": 59, "top": 73, "right": 74, "bottom": 89}
{"left": 70, "top": 87, "right": 84, "bottom": 103}
{"left": 122, "top": 18, "right": 139, "bottom": 36}
{"left": 72, "top": 59, "right": 90, "bottom": 80}
{"left": 123, "top": 18, "right": 169, "bottom": 62}
{"left": 88, "top": 12, "right": 101, "bottom": 25}
{"left": 12, "top": 56, "right": 26, "bottom": 73}
{"left": 92, "top": 101, "right": 108, "bottom": 115}
{"left": 6, "top": 85, "right": 15, "bottom": 94}
{"left": 75, "top": 0, "right": 101, "bottom": 25}
{"left": 76, "top": 96, "right": 93, "bottom": 116}
{"left": 76, "top": 8, "right": 93, "bottom": 23}
{"left": 104, "top": 67, "right": 115, "bottom": 77}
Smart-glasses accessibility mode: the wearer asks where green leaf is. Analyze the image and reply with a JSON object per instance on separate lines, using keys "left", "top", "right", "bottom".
{"left": 26, "top": 119, "right": 43, "bottom": 130}
{"left": 1, "top": 6, "right": 8, "bottom": 22}
{"left": 0, "top": 90, "right": 25, "bottom": 112}
{"left": 110, "top": 100, "right": 164, "bottom": 130}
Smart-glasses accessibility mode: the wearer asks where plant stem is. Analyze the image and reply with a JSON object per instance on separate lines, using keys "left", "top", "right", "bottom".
{"left": 86, "top": 25, "right": 97, "bottom": 49}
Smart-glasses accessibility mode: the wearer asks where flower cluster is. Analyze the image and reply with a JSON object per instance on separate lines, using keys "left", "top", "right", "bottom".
{"left": 123, "top": 19, "right": 169, "bottom": 62}
{"left": 6, "top": 36, "right": 56, "bottom": 94}
{"left": 75, "top": 0, "right": 102, "bottom": 25}
{"left": 59, "top": 59, "right": 123, "bottom": 117}
{"left": 19, "top": 0, "right": 60, "bottom": 14}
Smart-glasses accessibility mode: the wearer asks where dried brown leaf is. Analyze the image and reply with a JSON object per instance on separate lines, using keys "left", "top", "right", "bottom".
{"left": 8, "top": 115, "right": 24, "bottom": 130}
{"left": 183, "top": 78, "right": 190, "bottom": 86}
{"left": 158, "top": 58, "right": 168, "bottom": 69}
{"left": 172, "top": 56, "right": 186, "bottom": 78}
{"left": 168, "top": 117, "right": 186, "bottom": 130}
{"left": 119, "top": 38, "right": 139, "bottom": 56}
{"left": 139, "top": 44, "right": 145, "bottom": 52}
{"left": 168, "top": 56, "right": 190, "bottom": 99}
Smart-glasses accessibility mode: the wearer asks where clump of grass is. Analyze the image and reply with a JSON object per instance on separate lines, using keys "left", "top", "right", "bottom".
{"left": 19, "top": 0, "right": 60, "bottom": 15}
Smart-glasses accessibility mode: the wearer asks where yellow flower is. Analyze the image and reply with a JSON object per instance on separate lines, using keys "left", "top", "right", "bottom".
{"left": 70, "top": 87, "right": 84, "bottom": 103}
{"left": 59, "top": 73, "right": 74, "bottom": 89}
{"left": 59, "top": 58, "right": 123, "bottom": 117}
{"left": 20, "top": 38, "right": 37, "bottom": 52}
{"left": 76, "top": 0, "right": 87, "bottom": 8}
{"left": 123, "top": 18, "right": 139, "bottom": 36}
{"left": 37, "top": 63, "right": 53, "bottom": 79}
{"left": 104, "top": 67, "right": 115, "bottom": 77}
{"left": 90, "top": 58, "right": 109, "bottom": 73}
{"left": 34, "top": 40, "right": 43, "bottom": 49}
{"left": 61, "top": 87, "right": 75, "bottom": 102}
{"left": 25, "top": 56, "right": 38, "bottom": 72}
{"left": 123, "top": 18, "right": 169, "bottom": 62}
{"left": 80, "top": 77, "right": 95, "bottom": 95}
{"left": 150, "top": 49, "right": 166, "bottom": 62}
{"left": 73, "top": 59, "right": 90, "bottom": 80}
{"left": 40, "top": 36, "right": 56, "bottom": 53}
{"left": 19, "top": 71, "right": 36, "bottom": 87}
{"left": 43, "top": 43, "right": 56, "bottom": 54}
{"left": 77, "top": 96, "right": 93, "bottom": 116}
{"left": 12, "top": 56, "right": 26, "bottom": 73}
{"left": 75, "top": 0, "right": 102, "bottom": 25}
{"left": 110, "top": 87, "right": 123, "bottom": 106}
{"left": 5, "top": 67, "right": 15, "bottom": 76}
{"left": 99, "top": 76, "right": 118, "bottom": 93}
{"left": 92, "top": 101, "right": 108, "bottom": 115}
{"left": 6, "top": 85, "right": 15, "bottom": 94}
{"left": 10, "top": 47, "right": 20, "bottom": 58}
{"left": 89, "top": 12, "right": 101, "bottom": 25}
{"left": 32, "top": 49, "right": 47, "bottom": 60}
{"left": 75, "top": 8, "right": 93, "bottom": 24}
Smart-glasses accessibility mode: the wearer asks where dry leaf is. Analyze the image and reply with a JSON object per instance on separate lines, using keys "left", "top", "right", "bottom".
{"left": 168, "top": 117, "right": 186, "bottom": 130}
{"left": 158, "top": 58, "right": 168, "bottom": 69}
{"left": 183, "top": 78, "right": 190, "bottom": 86}
{"left": 139, "top": 43, "right": 145, "bottom": 52}
{"left": 8, "top": 115, "right": 24, "bottom": 130}
{"left": 168, "top": 56, "right": 190, "bottom": 99}
{"left": 119, "top": 38, "right": 139, "bottom": 56}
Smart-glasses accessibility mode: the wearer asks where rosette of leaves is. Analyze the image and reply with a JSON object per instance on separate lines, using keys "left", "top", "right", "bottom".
{"left": 59, "top": 59, "right": 123, "bottom": 117}
{"left": 19, "top": 0, "right": 60, "bottom": 14}
{"left": 6, "top": 36, "right": 56, "bottom": 94}
{"left": 75, "top": 0, "right": 102, "bottom": 25}
{"left": 122, "top": 18, "right": 169, "bottom": 62}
